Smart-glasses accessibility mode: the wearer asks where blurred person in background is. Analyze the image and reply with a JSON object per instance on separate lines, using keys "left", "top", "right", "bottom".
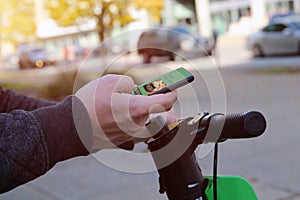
{"left": 212, "top": 29, "right": 219, "bottom": 54}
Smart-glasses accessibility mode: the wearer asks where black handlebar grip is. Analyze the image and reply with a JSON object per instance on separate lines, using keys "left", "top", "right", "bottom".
{"left": 209, "top": 111, "right": 267, "bottom": 140}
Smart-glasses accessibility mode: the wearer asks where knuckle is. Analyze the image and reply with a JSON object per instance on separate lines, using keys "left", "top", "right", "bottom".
{"left": 168, "top": 92, "right": 177, "bottom": 102}
{"left": 102, "top": 74, "right": 119, "bottom": 82}
{"left": 122, "top": 75, "right": 134, "bottom": 83}
{"left": 118, "top": 75, "right": 135, "bottom": 87}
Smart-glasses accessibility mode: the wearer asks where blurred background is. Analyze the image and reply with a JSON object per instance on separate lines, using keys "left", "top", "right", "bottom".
{"left": 1, "top": 0, "right": 300, "bottom": 200}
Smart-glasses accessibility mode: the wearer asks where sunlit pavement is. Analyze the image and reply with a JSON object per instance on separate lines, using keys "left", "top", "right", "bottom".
{"left": 1, "top": 35, "right": 300, "bottom": 200}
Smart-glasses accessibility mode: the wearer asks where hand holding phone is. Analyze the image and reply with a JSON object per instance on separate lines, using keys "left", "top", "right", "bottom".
{"left": 132, "top": 67, "right": 194, "bottom": 96}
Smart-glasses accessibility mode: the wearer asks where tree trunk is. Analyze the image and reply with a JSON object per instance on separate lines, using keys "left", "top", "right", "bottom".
{"left": 97, "top": 13, "right": 105, "bottom": 42}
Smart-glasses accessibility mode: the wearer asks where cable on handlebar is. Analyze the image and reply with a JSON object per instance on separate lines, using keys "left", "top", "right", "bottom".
{"left": 213, "top": 143, "right": 218, "bottom": 200}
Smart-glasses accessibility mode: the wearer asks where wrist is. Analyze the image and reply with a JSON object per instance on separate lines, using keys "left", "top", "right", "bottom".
{"left": 31, "top": 96, "right": 91, "bottom": 168}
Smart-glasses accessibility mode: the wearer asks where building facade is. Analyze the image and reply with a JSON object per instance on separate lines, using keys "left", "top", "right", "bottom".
{"left": 172, "top": 0, "right": 300, "bottom": 36}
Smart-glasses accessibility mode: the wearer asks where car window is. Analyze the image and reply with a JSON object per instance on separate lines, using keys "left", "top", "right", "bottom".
{"left": 31, "top": 48, "right": 44, "bottom": 52}
{"left": 290, "top": 21, "right": 300, "bottom": 30}
{"left": 145, "top": 30, "right": 169, "bottom": 39}
{"left": 263, "top": 24, "right": 288, "bottom": 32}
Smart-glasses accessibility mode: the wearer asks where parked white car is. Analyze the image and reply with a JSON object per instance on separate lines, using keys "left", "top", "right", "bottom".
{"left": 247, "top": 17, "right": 300, "bottom": 57}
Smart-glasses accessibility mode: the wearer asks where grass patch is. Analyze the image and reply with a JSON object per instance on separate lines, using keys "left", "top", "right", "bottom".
{"left": 1, "top": 82, "right": 36, "bottom": 90}
{"left": 38, "top": 71, "right": 87, "bottom": 101}
{"left": 0, "top": 82, "right": 40, "bottom": 97}
{"left": 38, "top": 70, "right": 137, "bottom": 101}
{"left": 0, "top": 72, "right": 29, "bottom": 81}
{"left": 257, "top": 67, "right": 300, "bottom": 74}
{"left": 1, "top": 69, "right": 137, "bottom": 101}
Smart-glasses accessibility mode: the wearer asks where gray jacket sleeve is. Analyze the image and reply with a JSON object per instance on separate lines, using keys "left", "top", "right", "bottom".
{"left": 0, "top": 87, "right": 56, "bottom": 112}
{"left": 0, "top": 88, "right": 90, "bottom": 194}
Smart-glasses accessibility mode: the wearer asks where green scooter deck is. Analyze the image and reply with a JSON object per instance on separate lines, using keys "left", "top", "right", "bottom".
{"left": 205, "top": 176, "right": 258, "bottom": 200}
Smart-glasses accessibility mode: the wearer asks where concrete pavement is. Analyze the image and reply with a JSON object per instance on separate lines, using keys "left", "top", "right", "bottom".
{"left": 2, "top": 67, "right": 300, "bottom": 200}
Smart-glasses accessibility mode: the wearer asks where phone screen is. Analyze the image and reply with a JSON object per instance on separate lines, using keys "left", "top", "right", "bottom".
{"left": 132, "top": 67, "right": 194, "bottom": 96}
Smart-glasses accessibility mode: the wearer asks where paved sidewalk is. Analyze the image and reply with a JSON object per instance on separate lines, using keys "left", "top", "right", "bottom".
{"left": 2, "top": 67, "right": 300, "bottom": 200}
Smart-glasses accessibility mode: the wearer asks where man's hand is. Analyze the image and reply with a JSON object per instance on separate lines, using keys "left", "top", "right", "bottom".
{"left": 75, "top": 74, "right": 177, "bottom": 151}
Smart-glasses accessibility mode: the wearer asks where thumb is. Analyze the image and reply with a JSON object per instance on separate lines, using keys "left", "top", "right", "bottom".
{"left": 113, "top": 75, "right": 135, "bottom": 93}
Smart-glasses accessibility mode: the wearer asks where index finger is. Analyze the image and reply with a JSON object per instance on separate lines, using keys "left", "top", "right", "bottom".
{"left": 131, "top": 91, "right": 177, "bottom": 115}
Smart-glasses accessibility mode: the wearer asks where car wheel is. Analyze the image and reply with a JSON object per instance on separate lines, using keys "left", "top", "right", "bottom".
{"left": 252, "top": 45, "right": 264, "bottom": 57}
{"left": 143, "top": 53, "right": 151, "bottom": 63}
{"left": 169, "top": 53, "right": 175, "bottom": 61}
{"left": 19, "top": 61, "right": 29, "bottom": 70}
{"left": 206, "top": 50, "right": 212, "bottom": 56}
{"left": 19, "top": 63, "right": 25, "bottom": 70}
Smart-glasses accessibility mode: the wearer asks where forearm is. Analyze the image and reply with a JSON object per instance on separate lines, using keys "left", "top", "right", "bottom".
{"left": 0, "top": 87, "right": 56, "bottom": 112}
{"left": 0, "top": 96, "right": 91, "bottom": 193}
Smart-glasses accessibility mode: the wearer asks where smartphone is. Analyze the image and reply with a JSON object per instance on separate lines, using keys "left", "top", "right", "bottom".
{"left": 132, "top": 67, "right": 194, "bottom": 96}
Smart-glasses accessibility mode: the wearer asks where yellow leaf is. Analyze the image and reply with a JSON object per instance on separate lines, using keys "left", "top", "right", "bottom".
{"left": 0, "top": 0, "right": 36, "bottom": 45}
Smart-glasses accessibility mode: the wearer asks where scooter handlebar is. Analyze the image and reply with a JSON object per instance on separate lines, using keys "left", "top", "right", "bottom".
{"left": 207, "top": 111, "right": 267, "bottom": 140}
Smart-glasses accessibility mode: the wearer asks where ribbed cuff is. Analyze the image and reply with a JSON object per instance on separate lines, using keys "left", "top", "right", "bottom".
{"left": 32, "top": 96, "right": 91, "bottom": 168}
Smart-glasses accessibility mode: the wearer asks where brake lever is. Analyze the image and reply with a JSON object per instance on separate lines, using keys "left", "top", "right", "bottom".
{"left": 120, "top": 112, "right": 210, "bottom": 151}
